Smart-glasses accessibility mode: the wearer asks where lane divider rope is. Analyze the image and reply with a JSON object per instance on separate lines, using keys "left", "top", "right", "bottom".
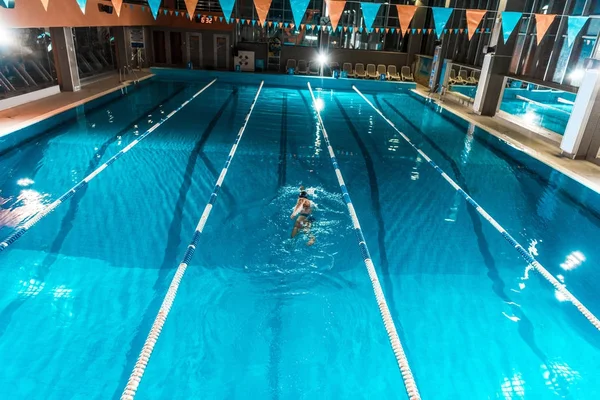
{"left": 307, "top": 83, "right": 421, "bottom": 400}
{"left": 353, "top": 85, "right": 600, "bottom": 332}
{"left": 120, "top": 81, "right": 264, "bottom": 400}
{"left": 0, "top": 79, "right": 218, "bottom": 253}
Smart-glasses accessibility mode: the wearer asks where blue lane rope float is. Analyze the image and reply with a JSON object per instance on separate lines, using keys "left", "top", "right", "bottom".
{"left": 0, "top": 79, "right": 218, "bottom": 254}
{"left": 120, "top": 81, "right": 265, "bottom": 400}
{"left": 352, "top": 85, "right": 600, "bottom": 332}
{"left": 307, "top": 83, "right": 421, "bottom": 400}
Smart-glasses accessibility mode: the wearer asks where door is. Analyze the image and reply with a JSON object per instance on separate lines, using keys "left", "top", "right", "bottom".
{"left": 214, "top": 34, "right": 230, "bottom": 70}
{"left": 186, "top": 32, "right": 203, "bottom": 69}
{"left": 152, "top": 31, "right": 166, "bottom": 64}
{"left": 170, "top": 32, "right": 183, "bottom": 66}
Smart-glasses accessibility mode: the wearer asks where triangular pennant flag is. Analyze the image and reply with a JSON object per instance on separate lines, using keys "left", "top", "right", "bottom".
{"left": 454, "top": 28, "right": 459, "bottom": 34}
{"left": 175, "top": 11, "right": 179, "bottom": 17}
{"left": 76, "top": 0, "right": 87, "bottom": 13}
{"left": 375, "top": 27, "right": 379, "bottom": 33}
{"left": 396, "top": 5, "right": 417, "bottom": 34}
{"left": 486, "top": 28, "right": 490, "bottom": 33}
{"left": 279, "top": 22, "right": 283, "bottom": 28}
{"left": 284, "top": 22, "right": 288, "bottom": 28}
{"left": 242, "top": 19, "right": 246, "bottom": 24}
{"left": 220, "top": 16, "right": 224, "bottom": 22}
{"left": 466, "top": 10, "right": 486, "bottom": 40}
{"left": 338, "top": 26, "right": 342, "bottom": 32}
{"left": 290, "top": 23, "right": 295, "bottom": 29}
{"left": 290, "top": 0, "right": 311, "bottom": 27}
{"left": 111, "top": 0, "right": 123, "bottom": 16}
{"left": 412, "top": 28, "right": 416, "bottom": 34}
{"left": 141, "top": 6, "right": 145, "bottom": 12}
{"left": 567, "top": 16, "right": 588, "bottom": 47}
{"left": 40, "top": 0, "right": 49, "bottom": 11}
{"left": 443, "top": 28, "right": 448, "bottom": 34}
{"left": 268, "top": 21, "right": 273, "bottom": 27}
{"left": 197, "top": 13, "right": 201, "bottom": 18}
{"left": 459, "top": 28, "right": 464, "bottom": 34}
{"left": 326, "top": 0, "right": 346, "bottom": 31}
{"left": 169, "top": 10, "right": 174, "bottom": 16}
{"left": 252, "top": 19, "right": 257, "bottom": 25}
{"left": 475, "top": 28, "right": 480, "bottom": 34}
{"left": 163, "top": 9, "right": 168, "bottom": 16}
{"left": 391, "top": 28, "right": 395, "bottom": 34}
{"left": 360, "top": 3, "right": 381, "bottom": 29}
{"left": 301, "top": 24, "right": 305, "bottom": 30}
{"left": 349, "top": 26, "right": 353, "bottom": 32}
{"left": 385, "top": 28, "right": 389, "bottom": 34}
{"left": 318, "top": 25, "right": 322, "bottom": 31}
{"left": 184, "top": 0, "right": 198, "bottom": 20}
{"left": 218, "top": 0, "right": 236, "bottom": 23}
{"left": 254, "top": 0, "right": 272, "bottom": 25}
{"left": 431, "top": 7, "right": 454, "bottom": 38}
{"left": 343, "top": 26, "right": 348, "bottom": 32}
{"left": 417, "top": 29, "right": 422, "bottom": 34}
{"left": 186, "top": 13, "right": 190, "bottom": 19}
{"left": 501, "top": 11, "right": 522, "bottom": 43}
{"left": 235, "top": 18, "right": 240, "bottom": 23}
{"left": 248, "top": 19, "right": 252, "bottom": 25}
{"left": 428, "top": 28, "right": 432, "bottom": 34}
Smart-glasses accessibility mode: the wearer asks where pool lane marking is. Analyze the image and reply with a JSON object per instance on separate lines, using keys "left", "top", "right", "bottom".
{"left": 353, "top": 85, "right": 600, "bottom": 332}
{"left": 0, "top": 79, "right": 218, "bottom": 253}
{"left": 307, "top": 83, "right": 421, "bottom": 400}
{"left": 120, "top": 81, "right": 264, "bottom": 400}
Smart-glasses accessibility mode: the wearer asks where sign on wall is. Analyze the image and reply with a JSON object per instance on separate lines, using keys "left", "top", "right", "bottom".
{"left": 130, "top": 27, "right": 145, "bottom": 48}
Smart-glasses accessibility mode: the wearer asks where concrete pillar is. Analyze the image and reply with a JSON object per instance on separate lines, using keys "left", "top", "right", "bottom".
{"left": 473, "top": 0, "right": 519, "bottom": 116}
{"left": 50, "top": 27, "right": 80, "bottom": 92}
{"left": 113, "top": 27, "right": 130, "bottom": 70}
{"left": 561, "top": 60, "right": 600, "bottom": 158}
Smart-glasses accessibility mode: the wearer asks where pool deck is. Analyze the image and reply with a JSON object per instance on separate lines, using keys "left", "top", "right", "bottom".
{"left": 0, "top": 70, "right": 153, "bottom": 139}
{"left": 412, "top": 86, "right": 600, "bottom": 195}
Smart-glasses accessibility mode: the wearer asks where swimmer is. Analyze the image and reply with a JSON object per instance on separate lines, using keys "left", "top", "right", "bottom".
{"left": 290, "top": 186, "right": 316, "bottom": 246}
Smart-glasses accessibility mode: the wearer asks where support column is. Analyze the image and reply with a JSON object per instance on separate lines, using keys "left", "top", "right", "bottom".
{"left": 473, "top": 0, "right": 519, "bottom": 116}
{"left": 113, "top": 27, "right": 130, "bottom": 70}
{"left": 50, "top": 27, "right": 80, "bottom": 92}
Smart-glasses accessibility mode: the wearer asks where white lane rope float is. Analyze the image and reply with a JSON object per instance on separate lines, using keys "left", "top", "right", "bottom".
{"left": 353, "top": 85, "right": 600, "bottom": 332}
{"left": 0, "top": 79, "right": 218, "bottom": 253}
{"left": 120, "top": 81, "right": 264, "bottom": 400}
{"left": 307, "top": 83, "right": 421, "bottom": 400}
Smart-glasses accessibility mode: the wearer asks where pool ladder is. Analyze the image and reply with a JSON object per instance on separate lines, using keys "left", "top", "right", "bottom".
{"left": 119, "top": 65, "right": 140, "bottom": 85}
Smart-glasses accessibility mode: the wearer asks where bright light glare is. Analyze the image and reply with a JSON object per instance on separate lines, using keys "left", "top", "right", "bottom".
{"left": 0, "top": 28, "right": 15, "bottom": 47}
{"left": 16, "top": 178, "right": 34, "bottom": 187}
{"left": 314, "top": 98, "right": 324, "bottom": 112}
{"left": 305, "top": 35, "right": 318, "bottom": 40}
{"left": 317, "top": 53, "right": 328, "bottom": 65}
{"left": 570, "top": 69, "right": 585, "bottom": 82}
{"left": 560, "top": 251, "right": 585, "bottom": 270}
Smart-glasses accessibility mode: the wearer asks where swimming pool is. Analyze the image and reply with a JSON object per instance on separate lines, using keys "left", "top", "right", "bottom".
{"left": 0, "top": 72, "right": 599, "bottom": 399}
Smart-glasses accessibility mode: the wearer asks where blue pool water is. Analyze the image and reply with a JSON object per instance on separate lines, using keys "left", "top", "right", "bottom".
{"left": 0, "top": 74, "right": 599, "bottom": 399}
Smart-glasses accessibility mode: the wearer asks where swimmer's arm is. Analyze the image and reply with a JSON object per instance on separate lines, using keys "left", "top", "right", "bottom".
{"left": 290, "top": 200, "right": 303, "bottom": 219}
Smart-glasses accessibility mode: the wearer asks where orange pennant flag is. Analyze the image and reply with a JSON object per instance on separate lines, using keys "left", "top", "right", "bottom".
{"left": 326, "top": 0, "right": 347, "bottom": 31}
{"left": 534, "top": 14, "right": 556, "bottom": 44}
{"left": 385, "top": 28, "right": 389, "bottom": 33}
{"left": 465, "top": 10, "right": 486, "bottom": 40}
{"left": 184, "top": 0, "right": 198, "bottom": 20}
{"left": 459, "top": 28, "right": 464, "bottom": 34}
{"left": 428, "top": 29, "right": 432, "bottom": 34}
{"left": 375, "top": 27, "right": 379, "bottom": 33}
{"left": 254, "top": 0, "right": 272, "bottom": 25}
{"left": 396, "top": 5, "right": 417, "bottom": 34}
{"left": 343, "top": 26, "right": 348, "bottom": 32}
{"left": 268, "top": 21, "right": 273, "bottom": 27}
{"left": 290, "top": 23, "right": 295, "bottom": 29}
{"left": 279, "top": 22, "right": 283, "bottom": 28}
{"left": 417, "top": 28, "right": 422, "bottom": 33}
{"left": 169, "top": 10, "right": 174, "bottom": 16}
{"left": 40, "top": 0, "right": 49, "bottom": 10}
{"left": 301, "top": 24, "right": 305, "bottom": 30}
{"left": 236, "top": 18, "right": 240, "bottom": 23}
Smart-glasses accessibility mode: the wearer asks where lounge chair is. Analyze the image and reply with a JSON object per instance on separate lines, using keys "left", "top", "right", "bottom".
{"left": 366, "top": 64, "right": 378, "bottom": 79}
{"left": 330, "top": 62, "right": 340, "bottom": 70}
{"left": 387, "top": 65, "right": 401, "bottom": 81}
{"left": 308, "top": 61, "right": 320, "bottom": 75}
{"left": 286, "top": 59, "right": 297, "bottom": 73}
{"left": 377, "top": 64, "right": 387, "bottom": 79}
{"left": 457, "top": 69, "right": 469, "bottom": 84}
{"left": 468, "top": 70, "right": 480, "bottom": 84}
{"left": 296, "top": 60, "right": 308, "bottom": 75}
{"left": 343, "top": 63, "right": 355, "bottom": 78}
{"left": 401, "top": 66, "right": 414, "bottom": 81}
{"left": 449, "top": 69, "right": 458, "bottom": 85}
{"left": 355, "top": 63, "right": 366, "bottom": 78}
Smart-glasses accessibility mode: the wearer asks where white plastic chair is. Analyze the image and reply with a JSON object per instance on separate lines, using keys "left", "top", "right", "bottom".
{"left": 387, "top": 65, "right": 400, "bottom": 81}
{"left": 286, "top": 59, "right": 297, "bottom": 72}
{"left": 308, "top": 61, "right": 319, "bottom": 75}
{"left": 366, "top": 64, "right": 378, "bottom": 79}
{"left": 296, "top": 60, "right": 308, "bottom": 75}
{"left": 401, "top": 66, "right": 414, "bottom": 82}
{"left": 343, "top": 63, "right": 355, "bottom": 78}
{"left": 457, "top": 70, "right": 469, "bottom": 84}
{"left": 355, "top": 63, "right": 366, "bottom": 78}
{"left": 377, "top": 64, "right": 387, "bottom": 79}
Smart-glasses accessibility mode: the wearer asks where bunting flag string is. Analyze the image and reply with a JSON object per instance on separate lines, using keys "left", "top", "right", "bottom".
{"left": 501, "top": 11, "right": 522, "bottom": 43}
{"left": 396, "top": 5, "right": 417, "bottom": 34}
{"left": 76, "top": 0, "right": 86, "bottom": 14}
{"left": 534, "top": 14, "right": 556, "bottom": 44}
{"left": 431, "top": 7, "right": 453, "bottom": 38}
{"left": 290, "top": 0, "right": 311, "bottom": 27}
{"left": 465, "top": 10, "right": 486, "bottom": 41}
{"left": 147, "top": 0, "right": 161, "bottom": 19}
{"left": 360, "top": 3, "right": 381, "bottom": 29}
{"left": 567, "top": 16, "right": 589, "bottom": 47}
{"left": 326, "top": 0, "right": 347, "bottom": 31}
{"left": 184, "top": 0, "right": 198, "bottom": 20}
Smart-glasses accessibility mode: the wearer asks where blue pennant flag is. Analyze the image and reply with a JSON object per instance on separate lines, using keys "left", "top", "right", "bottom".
{"left": 241, "top": 19, "right": 246, "bottom": 24}
{"left": 349, "top": 26, "right": 353, "bottom": 33}
{"left": 218, "top": 0, "right": 236, "bottom": 23}
{"left": 431, "top": 7, "right": 453, "bottom": 38}
{"left": 567, "top": 16, "right": 589, "bottom": 46}
{"left": 359, "top": 27, "right": 364, "bottom": 33}
{"left": 163, "top": 9, "right": 168, "bottom": 16}
{"left": 197, "top": 13, "right": 201, "bottom": 18}
{"left": 368, "top": 28, "right": 373, "bottom": 33}
{"left": 443, "top": 28, "right": 448, "bottom": 34}
{"left": 338, "top": 26, "right": 342, "bottom": 32}
{"left": 186, "top": 13, "right": 190, "bottom": 19}
{"left": 290, "top": 0, "right": 311, "bottom": 27}
{"left": 411, "top": 28, "right": 416, "bottom": 34}
{"left": 220, "top": 16, "right": 224, "bottom": 22}
{"left": 284, "top": 22, "right": 289, "bottom": 28}
{"left": 360, "top": 3, "right": 381, "bottom": 29}
{"left": 129, "top": 4, "right": 133, "bottom": 9}
{"left": 252, "top": 20, "right": 256, "bottom": 26}
{"left": 501, "top": 11, "right": 522, "bottom": 43}
{"left": 175, "top": 11, "right": 179, "bottom": 17}
{"left": 307, "top": 24, "right": 312, "bottom": 30}
{"left": 485, "top": 28, "right": 490, "bottom": 33}
{"left": 454, "top": 28, "right": 458, "bottom": 34}
{"left": 317, "top": 25, "right": 322, "bottom": 31}
{"left": 141, "top": 6, "right": 145, "bottom": 12}
{"left": 391, "top": 28, "right": 395, "bottom": 34}
{"left": 76, "top": 0, "right": 87, "bottom": 13}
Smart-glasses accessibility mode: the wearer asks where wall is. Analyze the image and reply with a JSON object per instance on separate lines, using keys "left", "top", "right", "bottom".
{"left": 0, "top": 0, "right": 231, "bottom": 30}
{"left": 280, "top": 46, "right": 409, "bottom": 71}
